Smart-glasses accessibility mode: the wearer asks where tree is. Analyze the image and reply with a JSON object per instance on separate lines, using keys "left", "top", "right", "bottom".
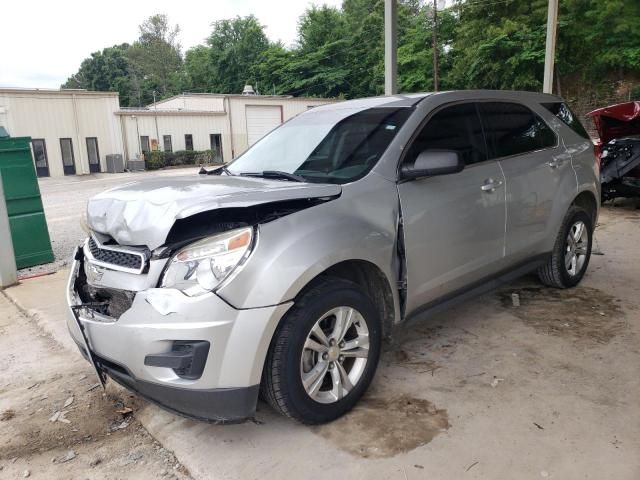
{"left": 62, "top": 44, "right": 132, "bottom": 105}
{"left": 195, "top": 15, "right": 270, "bottom": 94}
{"left": 62, "top": 2, "right": 640, "bottom": 105}
{"left": 446, "top": 0, "right": 548, "bottom": 91}
{"left": 127, "top": 14, "right": 183, "bottom": 104}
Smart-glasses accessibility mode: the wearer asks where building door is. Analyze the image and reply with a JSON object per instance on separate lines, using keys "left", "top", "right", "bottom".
{"left": 246, "top": 105, "right": 282, "bottom": 146}
{"left": 209, "top": 134, "right": 223, "bottom": 162}
{"left": 32, "top": 139, "right": 50, "bottom": 177}
{"left": 60, "top": 138, "right": 76, "bottom": 175}
{"left": 86, "top": 137, "right": 100, "bottom": 173}
{"left": 140, "top": 136, "right": 150, "bottom": 154}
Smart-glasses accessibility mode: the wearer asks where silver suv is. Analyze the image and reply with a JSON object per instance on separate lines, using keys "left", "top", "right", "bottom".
{"left": 67, "top": 91, "right": 599, "bottom": 424}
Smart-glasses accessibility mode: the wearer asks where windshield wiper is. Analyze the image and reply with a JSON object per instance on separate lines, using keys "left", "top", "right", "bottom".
{"left": 240, "top": 170, "right": 306, "bottom": 182}
{"left": 200, "top": 165, "right": 234, "bottom": 176}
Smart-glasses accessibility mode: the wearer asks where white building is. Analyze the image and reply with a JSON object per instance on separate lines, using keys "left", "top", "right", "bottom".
{"left": 0, "top": 88, "right": 123, "bottom": 177}
{"left": 0, "top": 88, "right": 335, "bottom": 178}
{"left": 118, "top": 93, "right": 333, "bottom": 164}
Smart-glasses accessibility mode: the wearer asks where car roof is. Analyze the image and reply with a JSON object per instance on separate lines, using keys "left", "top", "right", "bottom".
{"left": 311, "top": 90, "right": 562, "bottom": 112}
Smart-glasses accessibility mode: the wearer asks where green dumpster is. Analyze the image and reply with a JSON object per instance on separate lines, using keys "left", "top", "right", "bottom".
{"left": 0, "top": 133, "right": 54, "bottom": 269}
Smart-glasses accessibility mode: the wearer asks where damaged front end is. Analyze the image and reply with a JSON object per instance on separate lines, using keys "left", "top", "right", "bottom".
{"left": 65, "top": 175, "right": 340, "bottom": 422}
{"left": 587, "top": 101, "right": 640, "bottom": 201}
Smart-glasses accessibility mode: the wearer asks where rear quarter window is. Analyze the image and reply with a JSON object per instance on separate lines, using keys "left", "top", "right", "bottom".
{"left": 542, "top": 102, "right": 590, "bottom": 139}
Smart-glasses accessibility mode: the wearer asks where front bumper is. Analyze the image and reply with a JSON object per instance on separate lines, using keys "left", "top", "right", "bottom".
{"left": 66, "top": 249, "right": 292, "bottom": 423}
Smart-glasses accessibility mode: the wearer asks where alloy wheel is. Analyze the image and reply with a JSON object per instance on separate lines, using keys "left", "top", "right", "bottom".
{"left": 300, "top": 306, "right": 370, "bottom": 404}
{"left": 565, "top": 220, "right": 588, "bottom": 276}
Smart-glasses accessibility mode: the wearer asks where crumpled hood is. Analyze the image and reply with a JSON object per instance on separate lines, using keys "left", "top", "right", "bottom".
{"left": 587, "top": 101, "right": 640, "bottom": 144}
{"left": 87, "top": 175, "right": 341, "bottom": 249}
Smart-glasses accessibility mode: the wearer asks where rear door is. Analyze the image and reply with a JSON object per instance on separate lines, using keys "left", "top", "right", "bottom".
{"left": 246, "top": 105, "right": 282, "bottom": 146}
{"left": 397, "top": 102, "right": 506, "bottom": 315}
{"left": 478, "top": 102, "right": 567, "bottom": 262}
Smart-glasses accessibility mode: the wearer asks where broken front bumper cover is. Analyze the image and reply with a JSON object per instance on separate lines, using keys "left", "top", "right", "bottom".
{"left": 71, "top": 335, "right": 259, "bottom": 423}
{"left": 66, "top": 247, "right": 292, "bottom": 423}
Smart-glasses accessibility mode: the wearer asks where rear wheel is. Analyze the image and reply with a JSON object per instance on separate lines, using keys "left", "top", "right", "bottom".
{"left": 538, "top": 206, "right": 593, "bottom": 288}
{"left": 261, "top": 277, "right": 381, "bottom": 424}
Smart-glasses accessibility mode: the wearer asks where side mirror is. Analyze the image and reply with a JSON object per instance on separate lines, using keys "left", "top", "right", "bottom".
{"left": 401, "top": 150, "right": 464, "bottom": 180}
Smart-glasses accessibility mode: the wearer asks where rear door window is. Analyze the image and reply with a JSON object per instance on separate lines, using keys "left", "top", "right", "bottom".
{"left": 542, "top": 102, "right": 590, "bottom": 139}
{"left": 478, "top": 102, "right": 557, "bottom": 159}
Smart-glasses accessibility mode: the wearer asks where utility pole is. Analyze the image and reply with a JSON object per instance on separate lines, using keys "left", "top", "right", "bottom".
{"left": 384, "top": 0, "right": 398, "bottom": 96}
{"left": 0, "top": 172, "right": 17, "bottom": 288}
{"left": 152, "top": 90, "right": 160, "bottom": 150}
{"left": 432, "top": 0, "right": 439, "bottom": 92}
{"left": 543, "top": 0, "right": 559, "bottom": 94}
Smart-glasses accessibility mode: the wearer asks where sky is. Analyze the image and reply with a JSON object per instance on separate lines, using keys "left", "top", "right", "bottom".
{"left": 0, "top": 0, "right": 343, "bottom": 89}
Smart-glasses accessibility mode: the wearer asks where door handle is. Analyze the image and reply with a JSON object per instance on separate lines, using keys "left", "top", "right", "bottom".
{"left": 481, "top": 179, "right": 503, "bottom": 193}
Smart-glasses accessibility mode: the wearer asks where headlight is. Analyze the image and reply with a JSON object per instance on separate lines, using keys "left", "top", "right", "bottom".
{"left": 160, "top": 227, "right": 254, "bottom": 296}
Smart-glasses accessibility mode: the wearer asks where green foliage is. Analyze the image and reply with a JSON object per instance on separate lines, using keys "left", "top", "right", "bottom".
{"left": 62, "top": 44, "right": 132, "bottom": 105}
{"left": 187, "top": 15, "right": 270, "bottom": 94}
{"left": 127, "top": 14, "right": 183, "bottom": 105}
{"left": 64, "top": 2, "right": 640, "bottom": 104}
{"left": 63, "top": 14, "right": 183, "bottom": 107}
{"left": 144, "top": 150, "right": 219, "bottom": 170}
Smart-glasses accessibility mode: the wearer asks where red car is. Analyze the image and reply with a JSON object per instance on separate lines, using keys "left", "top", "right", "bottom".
{"left": 587, "top": 101, "right": 640, "bottom": 201}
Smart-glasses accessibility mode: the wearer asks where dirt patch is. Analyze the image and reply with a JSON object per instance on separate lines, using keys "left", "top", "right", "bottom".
{"left": 314, "top": 394, "right": 449, "bottom": 458}
{"left": 385, "top": 349, "right": 440, "bottom": 375}
{"left": 0, "top": 294, "right": 192, "bottom": 480}
{"left": 499, "top": 285, "right": 626, "bottom": 344}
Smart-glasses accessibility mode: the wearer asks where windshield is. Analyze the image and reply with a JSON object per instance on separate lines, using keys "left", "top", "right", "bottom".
{"left": 227, "top": 106, "right": 412, "bottom": 184}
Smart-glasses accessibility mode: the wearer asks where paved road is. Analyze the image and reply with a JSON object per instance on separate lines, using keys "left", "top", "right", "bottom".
{"left": 22, "top": 168, "right": 198, "bottom": 277}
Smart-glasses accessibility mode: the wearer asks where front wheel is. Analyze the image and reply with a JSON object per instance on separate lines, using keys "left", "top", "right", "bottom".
{"left": 538, "top": 206, "right": 593, "bottom": 288}
{"left": 261, "top": 277, "right": 382, "bottom": 424}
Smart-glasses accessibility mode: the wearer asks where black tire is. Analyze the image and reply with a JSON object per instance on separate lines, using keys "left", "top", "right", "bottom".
{"left": 537, "top": 206, "right": 593, "bottom": 288}
{"left": 261, "top": 277, "right": 382, "bottom": 424}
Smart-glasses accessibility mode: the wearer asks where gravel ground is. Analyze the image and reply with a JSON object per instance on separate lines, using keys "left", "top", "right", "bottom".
{"left": 19, "top": 168, "right": 199, "bottom": 279}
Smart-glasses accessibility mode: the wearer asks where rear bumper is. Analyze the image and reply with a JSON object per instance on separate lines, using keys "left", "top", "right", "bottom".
{"left": 67, "top": 248, "right": 292, "bottom": 423}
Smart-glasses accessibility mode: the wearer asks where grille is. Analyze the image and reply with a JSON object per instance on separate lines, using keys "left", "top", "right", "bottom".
{"left": 88, "top": 237, "right": 144, "bottom": 271}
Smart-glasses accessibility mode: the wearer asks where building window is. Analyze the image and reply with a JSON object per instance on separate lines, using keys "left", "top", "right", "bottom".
{"left": 59, "top": 138, "right": 76, "bottom": 175}
{"left": 210, "top": 134, "right": 223, "bottom": 162}
{"left": 185, "top": 134, "right": 194, "bottom": 151}
{"left": 163, "top": 135, "right": 172, "bottom": 153}
{"left": 140, "top": 136, "right": 150, "bottom": 153}
{"left": 86, "top": 137, "right": 100, "bottom": 173}
{"left": 32, "top": 139, "right": 49, "bottom": 177}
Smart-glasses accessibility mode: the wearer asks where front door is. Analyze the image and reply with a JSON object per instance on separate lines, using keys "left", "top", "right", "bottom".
{"left": 32, "top": 139, "right": 49, "bottom": 177}
{"left": 60, "top": 138, "right": 76, "bottom": 175}
{"left": 397, "top": 102, "right": 506, "bottom": 316}
{"left": 86, "top": 137, "right": 101, "bottom": 173}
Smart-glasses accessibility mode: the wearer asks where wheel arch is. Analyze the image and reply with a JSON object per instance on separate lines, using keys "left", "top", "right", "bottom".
{"left": 571, "top": 189, "right": 599, "bottom": 227}
{"left": 297, "top": 260, "right": 396, "bottom": 339}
